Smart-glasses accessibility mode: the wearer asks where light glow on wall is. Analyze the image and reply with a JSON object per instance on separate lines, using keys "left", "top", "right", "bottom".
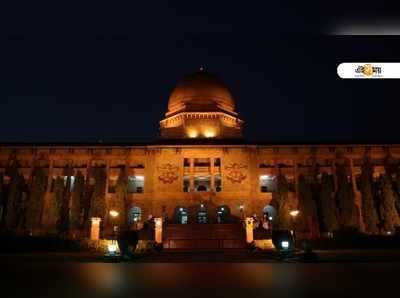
{"left": 203, "top": 129, "right": 216, "bottom": 138}
{"left": 187, "top": 128, "right": 198, "bottom": 138}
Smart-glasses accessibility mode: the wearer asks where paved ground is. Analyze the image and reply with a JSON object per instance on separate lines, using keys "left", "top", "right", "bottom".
{"left": 1, "top": 259, "right": 399, "bottom": 298}
{"left": 2, "top": 249, "right": 400, "bottom": 263}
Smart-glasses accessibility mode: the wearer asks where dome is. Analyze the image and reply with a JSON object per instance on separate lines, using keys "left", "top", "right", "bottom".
{"left": 166, "top": 70, "right": 236, "bottom": 116}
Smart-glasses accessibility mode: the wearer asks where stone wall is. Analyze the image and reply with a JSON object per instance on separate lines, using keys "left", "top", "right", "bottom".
{"left": 0, "top": 144, "right": 399, "bottom": 235}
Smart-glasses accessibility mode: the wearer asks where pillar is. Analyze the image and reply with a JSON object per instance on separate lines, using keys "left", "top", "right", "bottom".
{"left": 245, "top": 217, "right": 254, "bottom": 243}
{"left": 90, "top": 217, "right": 101, "bottom": 241}
{"left": 189, "top": 158, "right": 195, "bottom": 191}
{"left": 154, "top": 217, "right": 163, "bottom": 244}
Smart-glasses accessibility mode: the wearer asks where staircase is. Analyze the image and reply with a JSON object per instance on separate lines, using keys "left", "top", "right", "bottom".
{"left": 163, "top": 224, "right": 246, "bottom": 250}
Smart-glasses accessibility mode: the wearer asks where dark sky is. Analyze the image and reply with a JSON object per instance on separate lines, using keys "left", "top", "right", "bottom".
{"left": 2, "top": 1, "right": 400, "bottom": 144}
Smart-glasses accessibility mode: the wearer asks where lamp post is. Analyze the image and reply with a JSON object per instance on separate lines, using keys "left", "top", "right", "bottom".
{"left": 109, "top": 210, "right": 119, "bottom": 240}
{"left": 289, "top": 210, "right": 299, "bottom": 247}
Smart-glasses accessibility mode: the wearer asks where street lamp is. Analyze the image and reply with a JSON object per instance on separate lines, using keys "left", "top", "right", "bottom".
{"left": 109, "top": 210, "right": 119, "bottom": 218}
{"left": 109, "top": 210, "right": 119, "bottom": 240}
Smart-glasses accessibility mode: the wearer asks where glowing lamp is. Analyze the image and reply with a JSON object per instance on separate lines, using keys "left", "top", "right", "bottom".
{"left": 203, "top": 130, "right": 216, "bottom": 138}
{"left": 109, "top": 210, "right": 119, "bottom": 218}
{"left": 107, "top": 243, "right": 118, "bottom": 255}
{"left": 268, "top": 216, "right": 273, "bottom": 221}
{"left": 187, "top": 129, "right": 198, "bottom": 138}
{"left": 289, "top": 210, "right": 300, "bottom": 217}
{"left": 281, "top": 241, "right": 290, "bottom": 249}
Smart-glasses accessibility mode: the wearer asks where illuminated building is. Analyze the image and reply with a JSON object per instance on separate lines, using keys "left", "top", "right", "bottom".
{"left": 0, "top": 69, "right": 398, "bottom": 243}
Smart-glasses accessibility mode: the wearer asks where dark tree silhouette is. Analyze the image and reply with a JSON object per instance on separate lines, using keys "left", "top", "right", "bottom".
{"left": 297, "top": 174, "right": 319, "bottom": 237}
{"left": 319, "top": 173, "right": 338, "bottom": 233}
{"left": 380, "top": 174, "right": 400, "bottom": 232}
{"left": 90, "top": 167, "right": 107, "bottom": 220}
{"left": 360, "top": 158, "right": 379, "bottom": 233}
{"left": 336, "top": 163, "right": 358, "bottom": 229}
{"left": 26, "top": 167, "right": 47, "bottom": 233}
{"left": 274, "top": 172, "right": 291, "bottom": 229}
{"left": 114, "top": 167, "right": 129, "bottom": 229}
{"left": 70, "top": 171, "right": 85, "bottom": 231}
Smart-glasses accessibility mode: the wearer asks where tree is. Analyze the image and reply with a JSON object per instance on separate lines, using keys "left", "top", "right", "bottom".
{"left": 359, "top": 158, "right": 379, "bottom": 233}
{"left": 274, "top": 172, "right": 291, "bottom": 229}
{"left": 319, "top": 173, "right": 338, "bottom": 232}
{"left": 0, "top": 173, "right": 4, "bottom": 224}
{"left": 335, "top": 163, "right": 358, "bottom": 229}
{"left": 114, "top": 167, "right": 129, "bottom": 229}
{"left": 297, "top": 174, "right": 319, "bottom": 236}
{"left": 26, "top": 167, "right": 47, "bottom": 232}
{"left": 5, "top": 160, "right": 25, "bottom": 230}
{"left": 53, "top": 176, "right": 65, "bottom": 234}
{"left": 70, "top": 171, "right": 85, "bottom": 231}
{"left": 90, "top": 167, "right": 107, "bottom": 220}
{"left": 380, "top": 174, "right": 400, "bottom": 232}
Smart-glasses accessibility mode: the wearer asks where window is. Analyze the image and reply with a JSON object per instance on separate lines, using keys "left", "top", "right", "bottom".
{"left": 183, "top": 158, "right": 190, "bottom": 167}
{"left": 128, "top": 176, "right": 144, "bottom": 193}
{"left": 214, "top": 158, "right": 221, "bottom": 167}
{"left": 183, "top": 175, "right": 190, "bottom": 192}
{"left": 215, "top": 174, "right": 222, "bottom": 192}
{"left": 260, "top": 175, "right": 275, "bottom": 192}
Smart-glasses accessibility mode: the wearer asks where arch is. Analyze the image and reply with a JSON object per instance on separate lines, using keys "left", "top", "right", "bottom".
{"left": 128, "top": 206, "right": 142, "bottom": 226}
{"left": 197, "top": 185, "right": 207, "bottom": 191}
{"left": 216, "top": 205, "right": 231, "bottom": 223}
{"left": 174, "top": 206, "right": 188, "bottom": 224}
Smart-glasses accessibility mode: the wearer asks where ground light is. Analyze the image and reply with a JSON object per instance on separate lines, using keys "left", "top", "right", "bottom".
{"left": 107, "top": 242, "right": 118, "bottom": 256}
{"left": 281, "top": 241, "right": 290, "bottom": 249}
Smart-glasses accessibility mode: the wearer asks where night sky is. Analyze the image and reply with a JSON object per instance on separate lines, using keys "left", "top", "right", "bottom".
{"left": 2, "top": 2, "right": 400, "bottom": 144}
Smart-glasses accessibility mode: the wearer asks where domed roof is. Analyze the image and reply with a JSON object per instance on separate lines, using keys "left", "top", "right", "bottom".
{"left": 166, "top": 70, "right": 236, "bottom": 116}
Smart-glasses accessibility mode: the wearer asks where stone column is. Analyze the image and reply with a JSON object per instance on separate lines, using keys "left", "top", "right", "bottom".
{"left": 154, "top": 217, "right": 163, "bottom": 244}
{"left": 210, "top": 157, "right": 215, "bottom": 191}
{"left": 189, "top": 158, "right": 195, "bottom": 191}
{"left": 245, "top": 217, "right": 254, "bottom": 243}
{"left": 90, "top": 217, "right": 101, "bottom": 241}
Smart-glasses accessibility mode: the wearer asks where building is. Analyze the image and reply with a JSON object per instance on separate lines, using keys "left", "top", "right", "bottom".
{"left": 0, "top": 69, "right": 399, "bottom": 238}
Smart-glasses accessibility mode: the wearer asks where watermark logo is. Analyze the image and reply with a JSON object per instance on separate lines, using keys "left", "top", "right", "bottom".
{"left": 354, "top": 64, "right": 382, "bottom": 77}
{"left": 337, "top": 63, "right": 400, "bottom": 79}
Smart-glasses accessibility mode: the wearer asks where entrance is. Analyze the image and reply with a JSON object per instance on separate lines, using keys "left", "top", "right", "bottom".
{"left": 197, "top": 204, "right": 208, "bottom": 223}
{"left": 216, "top": 205, "right": 230, "bottom": 223}
{"left": 175, "top": 206, "right": 188, "bottom": 224}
